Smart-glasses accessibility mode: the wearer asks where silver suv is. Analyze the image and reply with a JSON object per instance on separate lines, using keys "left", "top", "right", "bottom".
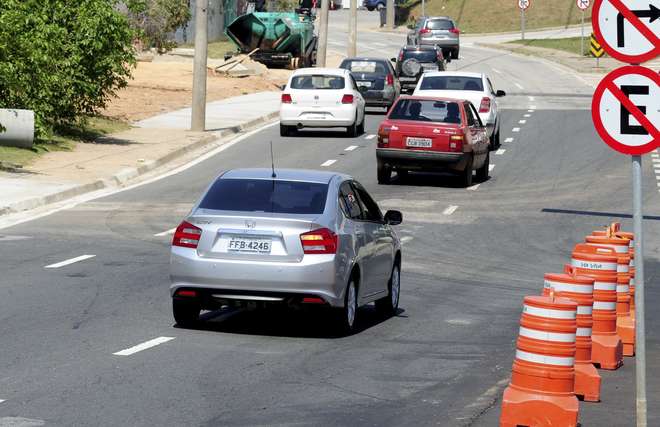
{"left": 169, "top": 168, "right": 403, "bottom": 333}
{"left": 407, "top": 16, "right": 460, "bottom": 60}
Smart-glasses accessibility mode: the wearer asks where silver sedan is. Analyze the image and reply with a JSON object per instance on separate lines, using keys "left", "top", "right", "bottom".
{"left": 169, "top": 168, "right": 403, "bottom": 333}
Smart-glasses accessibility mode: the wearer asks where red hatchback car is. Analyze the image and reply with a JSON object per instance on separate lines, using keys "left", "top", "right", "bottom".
{"left": 376, "top": 96, "right": 490, "bottom": 187}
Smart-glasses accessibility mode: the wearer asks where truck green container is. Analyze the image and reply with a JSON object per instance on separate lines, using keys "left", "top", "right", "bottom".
{"left": 225, "top": 11, "right": 317, "bottom": 68}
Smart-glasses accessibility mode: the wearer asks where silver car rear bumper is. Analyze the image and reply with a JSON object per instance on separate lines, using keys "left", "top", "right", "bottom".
{"left": 169, "top": 247, "right": 345, "bottom": 307}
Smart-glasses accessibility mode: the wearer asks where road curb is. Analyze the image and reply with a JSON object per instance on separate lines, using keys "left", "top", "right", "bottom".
{"left": 0, "top": 111, "right": 280, "bottom": 217}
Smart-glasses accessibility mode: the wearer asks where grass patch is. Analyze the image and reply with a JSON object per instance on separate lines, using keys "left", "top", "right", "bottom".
{"left": 400, "top": 0, "right": 592, "bottom": 33}
{"left": 0, "top": 116, "right": 131, "bottom": 169}
{"left": 181, "top": 37, "right": 239, "bottom": 59}
{"left": 506, "top": 36, "right": 591, "bottom": 56}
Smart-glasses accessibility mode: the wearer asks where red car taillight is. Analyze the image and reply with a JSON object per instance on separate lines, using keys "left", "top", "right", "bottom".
{"left": 419, "top": 28, "right": 431, "bottom": 35}
{"left": 479, "top": 97, "right": 491, "bottom": 113}
{"left": 386, "top": 74, "right": 394, "bottom": 86}
{"left": 341, "top": 94, "right": 354, "bottom": 104}
{"left": 449, "top": 134, "right": 464, "bottom": 152}
{"left": 449, "top": 28, "right": 460, "bottom": 34}
{"left": 176, "top": 289, "right": 197, "bottom": 297}
{"left": 281, "top": 93, "right": 292, "bottom": 103}
{"left": 172, "top": 221, "right": 202, "bottom": 249}
{"left": 300, "top": 228, "right": 338, "bottom": 254}
{"left": 398, "top": 50, "right": 404, "bottom": 61}
{"left": 378, "top": 125, "right": 391, "bottom": 147}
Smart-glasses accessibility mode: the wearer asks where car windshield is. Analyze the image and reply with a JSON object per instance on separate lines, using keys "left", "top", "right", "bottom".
{"left": 340, "top": 60, "right": 387, "bottom": 75}
{"left": 419, "top": 76, "right": 484, "bottom": 91}
{"left": 401, "top": 50, "right": 437, "bottom": 62}
{"left": 426, "top": 19, "right": 454, "bottom": 30}
{"left": 389, "top": 99, "right": 461, "bottom": 124}
{"left": 199, "top": 179, "right": 328, "bottom": 214}
{"left": 290, "top": 74, "right": 345, "bottom": 90}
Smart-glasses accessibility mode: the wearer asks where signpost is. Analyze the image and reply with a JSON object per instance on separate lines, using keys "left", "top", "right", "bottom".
{"left": 577, "top": 0, "right": 591, "bottom": 56}
{"left": 590, "top": 32, "right": 605, "bottom": 68}
{"left": 518, "top": 0, "right": 530, "bottom": 40}
{"left": 591, "top": 2, "right": 659, "bottom": 426}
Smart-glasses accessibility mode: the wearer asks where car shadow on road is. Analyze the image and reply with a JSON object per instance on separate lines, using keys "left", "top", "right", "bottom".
{"left": 285, "top": 129, "right": 362, "bottom": 139}
{"left": 175, "top": 305, "right": 407, "bottom": 339}
{"left": 388, "top": 171, "right": 491, "bottom": 189}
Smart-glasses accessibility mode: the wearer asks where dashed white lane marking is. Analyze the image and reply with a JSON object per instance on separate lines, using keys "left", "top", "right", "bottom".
{"left": 488, "top": 164, "right": 495, "bottom": 172}
{"left": 512, "top": 127, "right": 520, "bottom": 132}
{"left": 495, "top": 149, "right": 506, "bottom": 155}
{"left": 0, "top": 399, "right": 4, "bottom": 404}
{"left": 365, "top": 134, "right": 376, "bottom": 140}
{"left": 504, "top": 137, "right": 514, "bottom": 143}
{"left": 529, "top": 105, "right": 537, "bottom": 110}
{"left": 652, "top": 152, "right": 659, "bottom": 158}
{"left": 492, "top": 68, "right": 503, "bottom": 74}
{"left": 518, "top": 120, "right": 526, "bottom": 124}
{"left": 113, "top": 336, "right": 175, "bottom": 356}
{"left": 527, "top": 109, "right": 535, "bottom": 113}
{"left": 467, "top": 184, "right": 480, "bottom": 191}
{"left": 443, "top": 205, "right": 458, "bottom": 215}
{"left": 652, "top": 157, "right": 660, "bottom": 163}
{"left": 321, "top": 160, "right": 337, "bottom": 167}
{"left": 524, "top": 114, "right": 531, "bottom": 117}
{"left": 154, "top": 228, "right": 176, "bottom": 237}
{"left": 514, "top": 83, "right": 524, "bottom": 90}
{"left": 401, "top": 236, "right": 414, "bottom": 244}
{"left": 344, "top": 145, "right": 358, "bottom": 151}
{"left": 45, "top": 254, "right": 96, "bottom": 269}
{"left": 528, "top": 96, "right": 535, "bottom": 101}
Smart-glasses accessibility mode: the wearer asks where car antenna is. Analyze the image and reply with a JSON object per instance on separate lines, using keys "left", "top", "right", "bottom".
{"left": 270, "top": 140, "right": 276, "bottom": 178}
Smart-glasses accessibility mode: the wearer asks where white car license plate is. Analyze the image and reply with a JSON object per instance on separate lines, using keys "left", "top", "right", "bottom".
{"left": 306, "top": 114, "right": 327, "bottom": 120}
{"left": 406, "top": 137, "right": 432, "bottom": 148}
{"left": 357, "top": 81, "right": 372, "bottom": 88}
{"left": 228, "top": 237, "right": 272, "bottom": 253}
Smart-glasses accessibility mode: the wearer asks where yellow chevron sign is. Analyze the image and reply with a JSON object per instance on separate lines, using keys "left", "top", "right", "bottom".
{"left": 590, "top": 33, "right": 605, "bottom": 58}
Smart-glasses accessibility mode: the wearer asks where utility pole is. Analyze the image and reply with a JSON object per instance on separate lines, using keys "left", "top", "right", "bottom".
{"left": 422, "top": 0, "right": 425, "bottom": 17}
{"left": 316, "top": 0, "right": 330, "bottom": 66}
{"left": 348, "top": 0, "right": 357, "bottom": 57}
{"left": 191, "top": 0, "right": 208, "bottom": 131}
{"left": 386, "top": 0, "right": 395, "bottom": 29}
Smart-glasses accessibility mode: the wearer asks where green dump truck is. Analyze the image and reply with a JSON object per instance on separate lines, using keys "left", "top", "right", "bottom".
{"left": 225, "top": 10, "right": 317, "bottom": 68}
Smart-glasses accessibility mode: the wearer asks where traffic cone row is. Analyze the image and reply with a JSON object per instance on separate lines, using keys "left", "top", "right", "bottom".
{"left": 500, "top": 223, "right": 635, "bottom": 426}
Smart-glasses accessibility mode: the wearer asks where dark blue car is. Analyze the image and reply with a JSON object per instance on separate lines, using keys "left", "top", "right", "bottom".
{"left": 363, "top": 0, "right": 385, "bottom": 11}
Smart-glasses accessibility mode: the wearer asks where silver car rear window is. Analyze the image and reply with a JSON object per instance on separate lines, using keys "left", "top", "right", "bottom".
{"left": 199, "top": 179, "right": 328, "bottom": 214}
{"left": 290, "top": 75, "right": 345, "bottom": 90}
{"left": 420, "top": 76, "right": 483, "bottom": 91}
{"left": 426, "top": 19, "right": 454, "bottom": 30}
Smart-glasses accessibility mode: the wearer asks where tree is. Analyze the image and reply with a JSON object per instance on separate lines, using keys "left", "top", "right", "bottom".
{"left": 125, "top": 0, "right": 191, "bottom": 53}
{"left": 0, "top": 0, "right": 136, "bottom": 141}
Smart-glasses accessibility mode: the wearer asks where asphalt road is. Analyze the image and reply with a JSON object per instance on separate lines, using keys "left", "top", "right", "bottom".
{"left": 1, "top": 10, "right": 659, "bottom": 427}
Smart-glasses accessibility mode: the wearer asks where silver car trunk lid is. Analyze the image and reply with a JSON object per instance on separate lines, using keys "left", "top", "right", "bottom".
{"left": 188, "top": 211, "right": 321, "bottom": 263}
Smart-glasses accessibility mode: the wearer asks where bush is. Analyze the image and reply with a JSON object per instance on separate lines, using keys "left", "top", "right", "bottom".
{"left": 125, "top": 0, "right": 191, "bottom": 53}
{"left": 0, "top": 0, "right": 136, "bottom": 142}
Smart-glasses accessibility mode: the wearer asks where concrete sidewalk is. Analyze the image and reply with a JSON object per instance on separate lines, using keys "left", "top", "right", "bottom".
{"left": 0, "top": 91, "right": 281, "bottom": 217}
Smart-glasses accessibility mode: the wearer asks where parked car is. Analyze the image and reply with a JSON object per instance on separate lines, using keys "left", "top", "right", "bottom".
{"left": 376, "top": 96, "right": 490, "bottom": 187}
{"left": 339, "top": 57, "right": 401, "bottom": 109}
{"left": 280, "top": 67, "right": 366, "bottom": 137}
{"left": 412, "top": 71, "right": 506, "bottom": 150}
{"left": 391, "top": 45, "right": 446, "bottom": 94}
{"left": 363, "top": 0, "right": 385, "bottom": 10}
{"left": 407, "top": 16, "right": 460, "bottom": 59}
{"left": 169, "top": 168, "right": 403, "bottom": 333}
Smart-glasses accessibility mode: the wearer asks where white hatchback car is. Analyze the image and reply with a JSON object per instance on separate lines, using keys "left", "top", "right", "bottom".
{"left": 280, "top": 68, "right": 367, "bottom": 137}
{"left": 413, "top": 71, "right": 506, "bottom": 150}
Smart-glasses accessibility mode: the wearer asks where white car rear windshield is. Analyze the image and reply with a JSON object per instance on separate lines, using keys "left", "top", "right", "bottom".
{"left": 389, "top": 99, "right": 461, "bottom": 124}
{"left": 290, "top": 75, "right": 345, "bottom": 90}
{"left": 199, "top": 179, "right": 328, "bottom": 214}
{"left": 419, "top": 76, "right": 483, "bottom": 91}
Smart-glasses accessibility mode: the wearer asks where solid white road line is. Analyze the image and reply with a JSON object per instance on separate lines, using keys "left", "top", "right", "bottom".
{"left": 524, "top": 114, "right": 531, "bottom": 117}
{"left": 515, "top": 83, "right": 524, "bottom": 90}
{"left": 518, "top": 120, "right": 526, "bottom": 124}
{"left": 488, "top": 164, "right": 495, "bottom": 172}
{"left": 372, "top": 42, "right": 387, "bottom": 47}
{"left": 529, "top": 105, "right": 537, "bottom": 110}
{"left": 504, "top": 137, "right": 514, "bottom": 143}
{"left": 113, "top": 336, "right": 175, "bottom": 356}
{"left": 154, "top": 228, "right": 176, "bottom": 237}
{"left": 45, "top": 254, "right": 96, "bottom": 269}
{"left": 321, "top": 160, "right": 337, "bottom": 167}
{"left": 467, "top": 184, "right": 480, "bottom": 191}
{"left": 495, "top": 149, "right": 506, "bottom": 155}
{"left": 443, "top": 205, "right": 458, "bottom": 215}
{"left": 365, "top": 134, "right": 376, "bottom": 140}
{"left": 344, "top": 145, "right": 358, "bottom": 151}
{"left": 512, "top": 127, "right": 520, "bottom": 132}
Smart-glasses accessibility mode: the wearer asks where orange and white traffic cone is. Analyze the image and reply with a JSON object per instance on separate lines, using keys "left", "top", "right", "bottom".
{"left": 571, "top": 244, "right": 623, "bottom": 370}
{"left": 544, "top": 268, "right": 601, "bottom": 402}
{"left": 500, "top": 295, "right": 579, "bottom": 427}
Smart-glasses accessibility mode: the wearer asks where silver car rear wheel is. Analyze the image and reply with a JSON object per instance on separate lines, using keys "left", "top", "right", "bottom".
{"left": 376, "top": 264, "right": 400, "bottom": 317}
{"left": 333, "top": 279, "right": 358, "bottom": 334}
{"left": 346, "top": 281, "right": 357, "bottom": 328}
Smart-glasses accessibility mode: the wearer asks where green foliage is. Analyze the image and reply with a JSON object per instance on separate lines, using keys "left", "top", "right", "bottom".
{"left": 274, "top": 0, "right": 298, "bottom": 11}
{"left": 125, "top": 0, "right": 191, "bottom": 52}
{"left": 0, "top": 0, "right": 136, "bottom": 142}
